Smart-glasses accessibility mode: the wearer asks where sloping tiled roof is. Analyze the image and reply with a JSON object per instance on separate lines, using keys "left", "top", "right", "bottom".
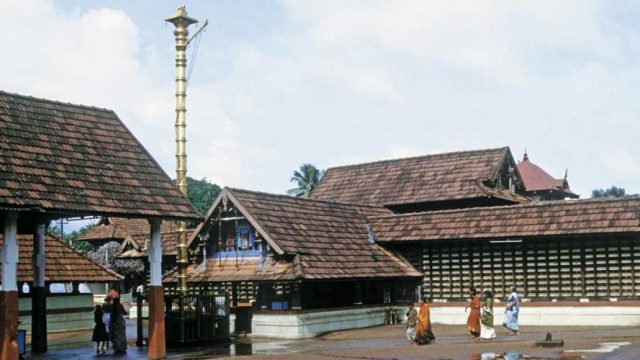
{"left": 0, "top": 234, "right": 122, "bottom": 282}
{"left": 0, "top": 91, "right": 200, "bottom": 220}
{"left": 370, "top": 197, "right": 640, "bottom": 242}
{"left": 517, "top": 154, "right": 578, "bottom": 198}
{"left": 214, "top": 188, "right": 421, "bottom": 280}
{"left": 167, "top": 258, "right": 298, "bottom": 283}
{"left": 77, "top": 217, "right": 178, "bottom": 242}
{"left": 310, "top": 147, "right": 520, "bottom": 206}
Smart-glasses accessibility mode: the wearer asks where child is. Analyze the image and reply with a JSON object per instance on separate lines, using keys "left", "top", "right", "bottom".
{"left": 92, "top": 305, "right": 109, "bottom": 355}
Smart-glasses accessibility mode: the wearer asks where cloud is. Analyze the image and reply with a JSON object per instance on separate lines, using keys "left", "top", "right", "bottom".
{"left": 0, "top": 0, "right": 271, "bottom": 190}
{"left": 599, "top": 148, "right": 640, "bottom": 175}
{"left": 2, "top": 0, "right": 639, "bottom": 198}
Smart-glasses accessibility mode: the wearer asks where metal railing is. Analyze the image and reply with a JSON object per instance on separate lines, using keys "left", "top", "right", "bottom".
{"left": 165, "top": 294, "right": 230, "bottom": 346}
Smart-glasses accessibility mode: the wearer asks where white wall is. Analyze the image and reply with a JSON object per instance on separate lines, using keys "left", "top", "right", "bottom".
{"left": 430, "top": 305, "right": 640, "bottom": 327}
{"left": 232, "top": 306, "right": 403, "bottom": 339}
{"left": 231, "top": 304, "right": 640, "bottom": 339}
{"left": 19, "top": 294, "right": 94, "bottom": 334}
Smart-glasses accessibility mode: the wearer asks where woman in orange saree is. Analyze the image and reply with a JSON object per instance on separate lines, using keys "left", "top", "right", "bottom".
{"left": 466, "top": 287, "right": 481, "bottom": 337}
{"left": 415, "top": 297, "right": 436, "bottom": 345}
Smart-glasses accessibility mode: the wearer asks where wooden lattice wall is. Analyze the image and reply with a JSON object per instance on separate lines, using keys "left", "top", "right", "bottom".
{"left": 417, "top": 234, "right": 640, "bottom": 301}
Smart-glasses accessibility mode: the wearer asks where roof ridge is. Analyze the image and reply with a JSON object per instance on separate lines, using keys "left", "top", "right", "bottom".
{"left": 368, "top": 196, "right": 640, "bottom": 220}
{"left": 0, "top": 90, "right": 113, "bottom": 113}
{"left": 324, "top": 146, "right": 509, "bottom": 171}
{"left": 227, "top": 187, "right": 390, "bottom": 211}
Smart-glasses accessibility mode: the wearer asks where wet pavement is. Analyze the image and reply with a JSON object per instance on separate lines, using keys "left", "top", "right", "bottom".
{"left": 22, "top": 323, "right": 640, "bottom": 360}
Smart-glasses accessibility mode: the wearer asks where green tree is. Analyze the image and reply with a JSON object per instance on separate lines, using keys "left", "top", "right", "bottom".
{"left": 287, "top": 163, "right": 324, "bottom": 198}
{"left": 186, "top": 177, "right": 221, "bottom": 215}
{"left": 591, "top": 186, "right": 626, "bottom": 198}
{"left": 48, "top": 222, "right": 95, "bottom": 253}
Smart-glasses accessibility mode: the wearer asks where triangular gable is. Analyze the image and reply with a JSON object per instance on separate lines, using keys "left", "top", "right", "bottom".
{"left": 188, "top": 188, "right": 284, "bottom": 255}
{"left": 116, "top": 234, "right": 141, "bottom": 256}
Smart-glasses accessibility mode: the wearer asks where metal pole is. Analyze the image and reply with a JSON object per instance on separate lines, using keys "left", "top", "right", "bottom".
{"left": 166, "top": 6, "right": 198, "bottom": 295}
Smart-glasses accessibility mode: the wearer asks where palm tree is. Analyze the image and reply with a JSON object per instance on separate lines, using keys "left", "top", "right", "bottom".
{"left": 287, "top": 163, "right": 324, "bottom": 198}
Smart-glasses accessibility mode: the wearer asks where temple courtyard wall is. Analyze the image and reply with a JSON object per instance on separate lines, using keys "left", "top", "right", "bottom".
{"left": 18, "top": 294, "right": 94, "bottom": 334}
{"left": 229, "top": 302, "right": 640, "bottom": 339}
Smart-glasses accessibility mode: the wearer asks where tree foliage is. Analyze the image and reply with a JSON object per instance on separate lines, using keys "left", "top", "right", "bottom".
{"left": 287, "top": 163, "right": 325, "bottom": 198}
{"left": 88, "top": 241, "right": 144, "bottom": 275}
{"left": 591, "top": 186, "right": 626, "bottom": 198}
{"left": 48, "top": 222, "right": 95, "bottom": 253}
{"left": 186, "top": 177, "right": 221, "bottom": 215}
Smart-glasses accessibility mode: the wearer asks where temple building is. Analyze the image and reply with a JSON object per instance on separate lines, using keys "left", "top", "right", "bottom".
{"left": 167, "top": 188, "right": 421, "bottom": 338}
{"left": 182, "top": 146, "right": 640, "bottom": 337}
{"left": 516, "top": 151, "right": 579, "bottom": 200}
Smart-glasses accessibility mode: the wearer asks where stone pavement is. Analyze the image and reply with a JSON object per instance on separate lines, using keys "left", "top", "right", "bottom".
{"left": 22, "top": 323, "right": 640, "bottom": 360}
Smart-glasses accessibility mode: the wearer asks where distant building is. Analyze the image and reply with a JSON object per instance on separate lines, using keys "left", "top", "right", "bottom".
{"left": 0, "top": 233, "right": 122, "bottom": 333}
{"left": 517, "top": 151, "right": 579, "bottom": 200}
{"left": 77, "top": 217, "right": 197, "bottom": 293}
{"left": 311, "top": 147, "right": 528, "bottom": 212}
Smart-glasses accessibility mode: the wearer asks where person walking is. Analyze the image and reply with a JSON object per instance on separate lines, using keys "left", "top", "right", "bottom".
{"left": 503, "top": 285, "right": 520, "bottom": 336}
{"left": 102, "top": 296, "right": 112, "bottom": 351}
{"left": 480, "top": 289, "right": 496, "bottom": 339}
{"left": 92, "top": 305, "right": 109, "bottom": 355}
{"left": 109, "top": 297, "right": 128, "bottom": 354}
{"left": 465, "top": 287, "right": 481, "bottom": 338}
{"left": 406, "top": 301, "right": 418, "bottom": 342}
{"left": 414, "top": 297, "right": 435, "bottom": 345}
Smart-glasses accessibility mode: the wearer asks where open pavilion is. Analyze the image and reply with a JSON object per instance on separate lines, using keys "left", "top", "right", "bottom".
{"left": 0, "top": 91, "right": 201, "bottom": 359}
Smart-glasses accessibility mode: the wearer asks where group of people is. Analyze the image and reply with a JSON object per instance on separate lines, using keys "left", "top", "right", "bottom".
{"left": 406, "top": 297, "right": 436, "bottom": 345}
{"left": 466, "top": 285, "right": 520, "bottom": 339}
{"left": 92, "top": 294, "right": 129, "bottom": 355}
{"left": 405, "top": 285, "right": 520, "bottom": 344}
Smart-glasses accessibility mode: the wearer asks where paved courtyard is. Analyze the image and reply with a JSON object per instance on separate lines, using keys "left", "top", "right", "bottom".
{"left": 23, "top": 323, "right": 640, "bottom": 360}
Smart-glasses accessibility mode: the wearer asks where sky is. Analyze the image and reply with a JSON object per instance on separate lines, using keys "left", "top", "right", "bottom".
{"left": 1, "top": 0, "right": 640, "bottom": 206}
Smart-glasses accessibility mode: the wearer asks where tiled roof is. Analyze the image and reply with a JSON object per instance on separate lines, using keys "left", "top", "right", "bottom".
{"left": 370, "top": 197, "right": 640, "bottom": 242}
{"left": 119, "top": 229, "right": 192, "bottom": 257}
{"left": 310, "top": 147, "right": 522, "bottom": 206}
{"left": 167, "top": 258, "right": 298, "bottom": 283}
{"left": 210, "top": 188, "right": 421, "bottom": 280}
{"left": 0, "top": 91, "right": 200, "bottom": 220}
{"left": 77, "top": 217, "right": 178, "bottom": 242}
{"left": 0, "top": 234, "right": 122, "bottom": 282}
{"left": 517, "top": 155, "right": 578, "bottom": 197}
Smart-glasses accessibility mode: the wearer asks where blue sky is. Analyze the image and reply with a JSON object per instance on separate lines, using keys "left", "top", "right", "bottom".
{"left": 2, "top": 0, "right": 640, "bottom": 205}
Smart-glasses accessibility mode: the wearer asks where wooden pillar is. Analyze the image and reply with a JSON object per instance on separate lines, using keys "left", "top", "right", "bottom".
{"left": 353, "top": 281, "right": 363, "bottom": 305}
{"left": 291, "top": 282, "right": 301, "bottom": 310}
{"left": 147, "top": 219, "right": 165, "bottom": 360}
{"left": 136, "top": 292, "right": 144, "bottom": 347}
{"left": 31, "top": 223, "right": 47, "bottom": 353}
{"left": 0, "top": 212, "right": 19, "bottom": 360}
{"left": 70, "top": 282, "right": 79, "bottom": 295}
{"left": 231, "top": 283, "right": 238, "bottom": 308}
